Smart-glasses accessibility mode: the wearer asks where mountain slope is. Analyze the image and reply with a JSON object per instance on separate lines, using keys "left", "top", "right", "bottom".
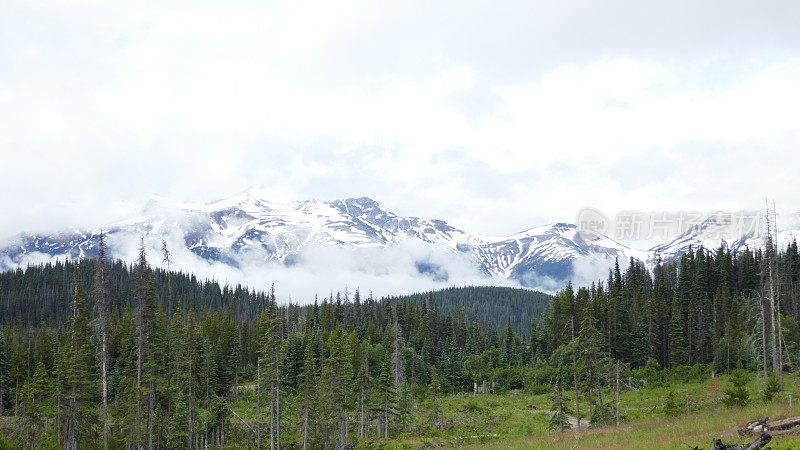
{"left": 0, "top": 190, "right": 647, "bottom": 288}
{"left": 0, "top": 191, "right": 788, "bottom": 290}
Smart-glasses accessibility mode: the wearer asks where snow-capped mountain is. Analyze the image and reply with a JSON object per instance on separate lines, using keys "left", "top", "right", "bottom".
{"left": 0, "top": 190, "right": 646, "bottom": 288}
{"left": 650, "top": 212, "right": 800, "bottom": 263}
{"left": 2, "top": 191, "right": 794, "bottom": 290}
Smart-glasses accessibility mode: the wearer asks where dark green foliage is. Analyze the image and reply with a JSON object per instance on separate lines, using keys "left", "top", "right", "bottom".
{"left": 548, "top": 383, "right": 573, "bottom": 431}
{"left": 632, "top": 358, "right": 666, "bottom": 388}
{"left": 427, "top": 369, "right": 444, "bottom": 428}
{"left": 0, "top": 334, "right": 10, "bottom": 415}
{"left": 762, "top": 374, "right": 781, "bottom": 402}
{"left": 57, "top": 280, "right": 100, "bottom": 449}
{"left": 385, "top": 286, "right": 550, "bottom": 338}
{"left": 165, "top": 392, "right": 189, "bottom": 450}
{"left": 17, "top": 361, "right": 53, "bottom": 446}
{"left": 1, "top": 240, "right": 799, "bottom": 447}
{"left": 670, "top": 364, "right": 713, "bottom": 384}
{"left": 721, "top": 369, "right": 751, "bottom": 407}
{"left": 589, "top": 400, "right": 614, "bottom": 426}
{"left": 663, "top": 390, "right": 682, "bottom": 417}
{"left": 668, "top": 297, "right": 686, "bottom": 367}
{"left": 462, "top": 399, "right": 486, "bottom": 414}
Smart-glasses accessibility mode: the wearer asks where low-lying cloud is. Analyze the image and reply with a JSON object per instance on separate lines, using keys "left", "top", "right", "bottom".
{"left": 8, "top": 231, "right": 535, "bottom": 304}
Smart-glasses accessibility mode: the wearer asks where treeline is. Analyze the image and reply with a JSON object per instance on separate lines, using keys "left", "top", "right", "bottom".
{"left": 6, "top": 233, "right": 796, "bottom": 447}
{"left": 0, "top": 257, "right": 271, "bottom": 327}
{"left": 384, "top": 285, "right": 550, "bottom": 338}
{"left": 0, "top": 238, "right": 549, "bottom": 449}
{"left": 538, "top": 242, "right": 800, "bottom": 373}
{"left": 525, "top": 241, "right": 800, "bottom": 431}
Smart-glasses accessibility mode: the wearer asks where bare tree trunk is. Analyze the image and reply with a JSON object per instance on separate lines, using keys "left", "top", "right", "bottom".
{"left": 302, "top": 404, "right": 309, "bottom": 450}
{"left": 570, "top": 318, "right": 580, "bottom": 431}
{"left": 148, "top": 390, "right": 154, "bottom": 450}
{"left": 615, "top": 360, "right": 620, "bottom": 426}
{"left": 275, "top": 382, "right": 281, "bottom": 450}
{"left": 136, "top": 339, "right": 142, "bottom": 449}
{"left": 766, "top": 201, "right": 783, "bottom": 381}
{"left": 256, "top": 358, "right": 261, "bottom": 450}
{"left": 101, "top": 334, "right": 108, "bottom": 450}
{"left": 189, "top": 352, "right": 194, "bottom": 450}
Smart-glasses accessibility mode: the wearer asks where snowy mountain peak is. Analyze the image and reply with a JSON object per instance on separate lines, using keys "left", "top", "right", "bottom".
{"left": 1, "top": 193, "right": 791, "bottom": 291}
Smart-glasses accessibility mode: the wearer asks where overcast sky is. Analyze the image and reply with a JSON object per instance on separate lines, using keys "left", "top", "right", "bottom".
{"left": 2, "top": 0, "right": 800, "bottom": 239}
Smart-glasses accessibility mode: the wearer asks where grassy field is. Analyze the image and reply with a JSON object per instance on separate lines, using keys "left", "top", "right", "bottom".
{"left": 329, "top": 372, "right": 800, "bottom": 449}
{"left": 465, "top": 402, "right": 800, "bottom": 449}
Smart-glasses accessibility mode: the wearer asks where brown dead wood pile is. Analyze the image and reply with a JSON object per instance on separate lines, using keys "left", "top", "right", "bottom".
{"left": 738, "top": 416, "right": 800, "bottom": 437}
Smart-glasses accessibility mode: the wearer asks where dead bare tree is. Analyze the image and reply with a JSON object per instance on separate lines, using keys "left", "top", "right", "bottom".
{"left": 763, "top": 200, "right": 783, "bottom": 382}
{"left": 93, "top": 232, "right": 110, "bottom": 450}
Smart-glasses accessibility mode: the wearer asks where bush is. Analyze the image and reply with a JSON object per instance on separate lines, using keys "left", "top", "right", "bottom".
{"left": 463, "top": 399, "right": 487, "bottom": 414}
{"left": 590, "top": 401, "right": 615, "bottom": 426}
{"left": 493, "top": 367, "right": 527, "bottom": 391}
{"left": 663, "top": 390, "right": 683, "bottom": 417}
{"left": 762, "top": 373, "right": 781, "bottom": 402}
{"left": 525, "top": 382, "right": 551, "bottom": 395}
{"left": 670, "top": 363, "right": 712, "bottom": 384}
{"left": 633, "top": 358, "right": 667, "bottom": 388}
{"left": 721, "top": 369, "right": 751, "bottom": 407}
{"left": 526, "top": 360, "right": 556, "bottom": 386}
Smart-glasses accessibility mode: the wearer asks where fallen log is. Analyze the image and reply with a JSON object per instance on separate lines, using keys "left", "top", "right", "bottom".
{"left": 738, "top": 418, "right": 768, "bottom": 437}
{"left": 739, "top": 415, "right": 800, "bottom": 437}
{"left": 765, "top": 416, "right": 800, "bottom": 432}
{"left": 711, "top": 433, "right": 772, "bottom": 450}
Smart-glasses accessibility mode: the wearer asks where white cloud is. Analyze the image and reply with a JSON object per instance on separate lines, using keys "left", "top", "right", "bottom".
{"left": 1, "top": 0, "right": 800, "bottom": 245}
{"left": 9, "top": 230, "right": 528, "bottom": 303}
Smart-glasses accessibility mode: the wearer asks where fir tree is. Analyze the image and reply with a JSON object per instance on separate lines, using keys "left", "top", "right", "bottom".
{"left": 668, "top": 298, "right": 686, "bottom": 367}
{"left": 548, "top": 383, "right": 573, "bottom": 431}
{"left": 300, "top": 332, "right": 318, "bottom": 449}
{"left": 165, "top": 391, "right": 189, "bottom": 450}
{"left": 57, "top": 280, "right": 100, "bottom": 450}
{"left": 663, "top": 390, "right": 682, "bottom": 417}
{"left": 373, "top": 353, "right": 397, "bottom": 438}
{"left": 721, "top": 369, "right": 751, "bottom": 407}
{"left": 19, "top": 361, "right": 53, "bottom": 446}
{"left": 426, "top": 368, "right": 443, "bottom": 429}
{"left": 93, "top": 231, "right": 111, "bottom": 450}
{"left": 0, "top": 333, "right": 10, "bottom": 416}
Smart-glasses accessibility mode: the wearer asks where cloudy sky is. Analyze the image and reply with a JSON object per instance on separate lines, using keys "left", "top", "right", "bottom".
{"left": 2, "top": 0, "right": 800, "bottom": 239}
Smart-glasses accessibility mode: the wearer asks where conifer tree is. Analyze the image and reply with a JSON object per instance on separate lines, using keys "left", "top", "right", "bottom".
{"left": 373, "top": 353, "right": 396, "bottom": 438}
{"left": 548, "top": 383, "right": 572, "bottom": 431}
{"left": 185, "top": 311, "right": 198, "bottom": 448}
{"left": 257, "top": 300, "right": 283, "bottom": 449}
{"left": 426, "top": 368, "right": 443, "bottom": 429}
{"left": 668, "top": 298, "right": 686, "bottom": 367}
{"left": 610, "top": 260, "right": 630, "bottom": 362}
{"left": 300, "top": 333, "right": 317, "bottom": 449}
{"left": 111, "top": 307, "right": 142, "bottom": 447}
{"left": 93, "top": 231, "right": 111, "bottom": 450}
{"left": 351, "top": 335, "right": 370, "bottom": 439}
{"left": 165, "top": 392, "right": 189, "bottom": 450}
{"left": 0, "top": 333, "right": 10, "bottom": 416}
{"left": 57, "top": 280, "right": 100, "bottom": 450}
{"left": 721, "top": 369, "right": 751, "bottom": 407}
{"left": 397, "top": 382, "right": 412, "bottom": 432}
{"left": 19, "top": 361, "right": 53, "bottom": 446}
{"left": 578, "top": 302, "right": 610, "bottom": 422}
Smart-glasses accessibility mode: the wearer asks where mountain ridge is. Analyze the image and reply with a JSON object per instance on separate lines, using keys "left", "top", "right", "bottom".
{"left": 0, "top": 191, "right": 788, "bottom": 290}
